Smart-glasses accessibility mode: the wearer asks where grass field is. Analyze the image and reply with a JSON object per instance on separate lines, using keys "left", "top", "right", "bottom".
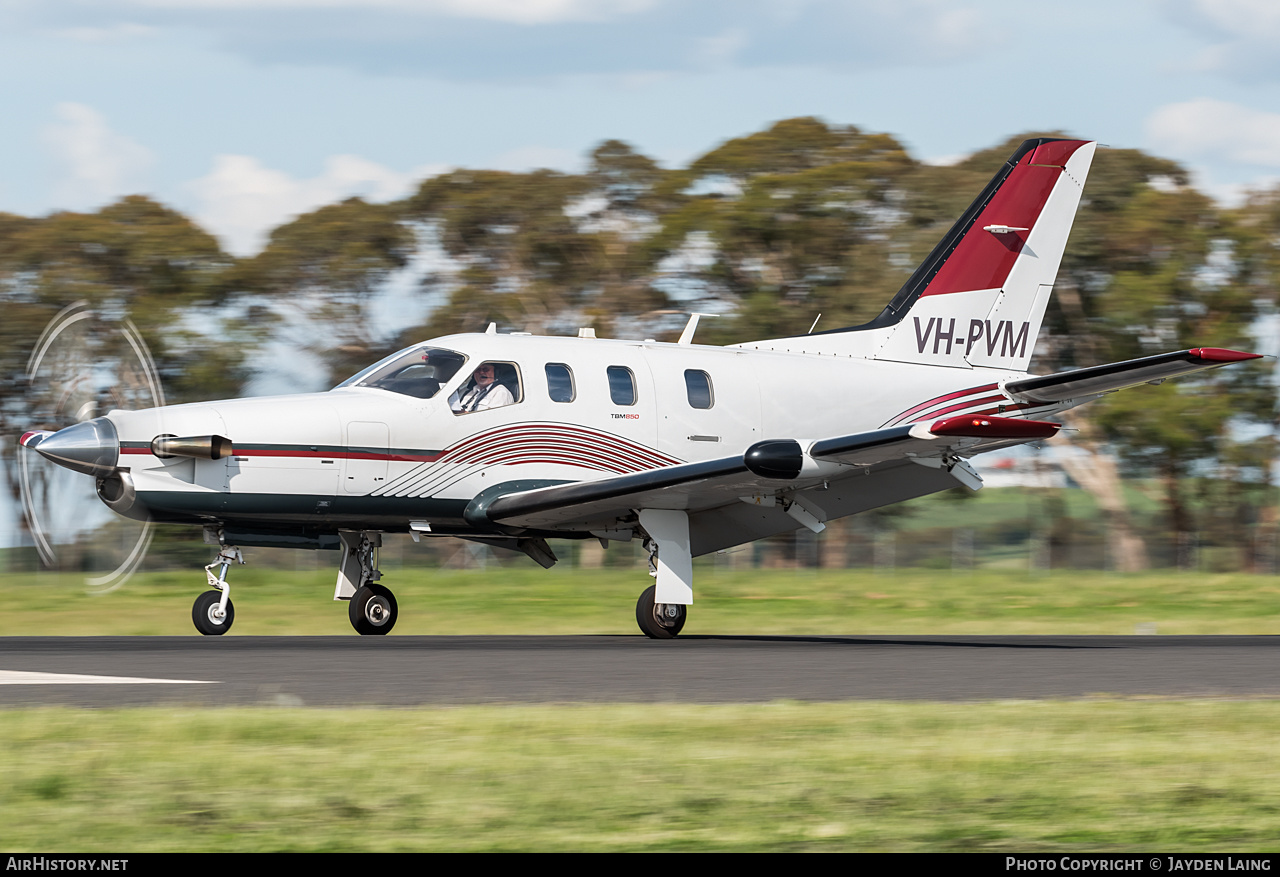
{"left": 3, "top": 701, "right": 1279, "bottom": 851}
{"left": 1, "top": 564, "right": 1278, "bottom": 636}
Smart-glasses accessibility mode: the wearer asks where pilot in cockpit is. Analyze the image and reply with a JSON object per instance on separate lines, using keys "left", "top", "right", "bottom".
{"left": 449, "top": 362, "right": 515, "bottom": 413}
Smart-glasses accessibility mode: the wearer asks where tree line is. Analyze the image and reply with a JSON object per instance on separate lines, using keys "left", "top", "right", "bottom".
{"left": 1, "top": 118, "right": 1276, "bottom": 569}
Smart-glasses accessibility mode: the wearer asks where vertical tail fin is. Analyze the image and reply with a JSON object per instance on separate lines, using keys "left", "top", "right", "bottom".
{"left": 736, "top": 138, "right": 1096, "bottom": 370}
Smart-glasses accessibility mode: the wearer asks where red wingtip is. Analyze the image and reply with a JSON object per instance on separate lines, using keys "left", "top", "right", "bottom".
{"left": 930, "top": 415, "right": 1060, "bottom": 440}
{"left": 1189, "top": 348, "right": 1263, "bottom": 363}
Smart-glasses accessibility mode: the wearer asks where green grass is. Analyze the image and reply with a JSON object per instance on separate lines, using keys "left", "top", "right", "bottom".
{"left": 2, "top": 565, "right": 1279, "bottom": 636}
{"left": 2, "top": 701, "right": 1279, "bottom": 851}
{"left": 5, "top": 563, "right": 1280, "bottom": 851}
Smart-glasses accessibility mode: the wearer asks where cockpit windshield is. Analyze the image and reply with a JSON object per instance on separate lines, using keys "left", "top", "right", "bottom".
{"left": 333, "top": 346, "right": 468, "bottom": 399}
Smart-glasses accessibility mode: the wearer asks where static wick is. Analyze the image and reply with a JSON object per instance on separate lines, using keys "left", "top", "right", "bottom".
{"left": 808, "top": 314, "right": 822, "bottom": 334}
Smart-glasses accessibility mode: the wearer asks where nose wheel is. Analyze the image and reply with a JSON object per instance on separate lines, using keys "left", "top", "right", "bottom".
{"left": 192, "top": 589, "right": 235, "bottom": 636}
{"left": 636, "top": 584, "right": 686, "bottom": 639}
{"left": 349, "top": 583, "right": 398, "bottom": 635}
{"left": 192, "top": 543, "right": 241, "bottom": 635}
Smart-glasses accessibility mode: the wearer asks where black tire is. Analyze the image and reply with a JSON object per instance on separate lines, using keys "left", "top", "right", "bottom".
{"left": 635, "top": 584, "right": 686, "bottom": 639}
{"left": 349, "top": 583, "right": 398, "bottom": 635}
{"left": 192, "top": 590, "right": 234, "bottom": 636}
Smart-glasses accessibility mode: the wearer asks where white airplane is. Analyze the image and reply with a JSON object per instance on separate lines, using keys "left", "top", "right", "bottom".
{"left": 19, "top": 138, "right": 1262, "bottom": 637}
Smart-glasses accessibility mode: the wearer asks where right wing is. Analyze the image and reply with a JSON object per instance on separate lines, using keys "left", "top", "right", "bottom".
{"left": 478, "top": 414, "right": 1060, "bottom": 533}
{"left": 1005, "top": 347, "right": 1262, "bottom": 404}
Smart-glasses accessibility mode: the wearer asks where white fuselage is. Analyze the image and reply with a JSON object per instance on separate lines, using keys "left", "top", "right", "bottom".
{"left": 100, "top": 331, "right": 1062, "bottom": 538}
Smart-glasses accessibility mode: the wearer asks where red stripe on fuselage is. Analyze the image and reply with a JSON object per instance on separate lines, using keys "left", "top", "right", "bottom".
{"left": 885, "top": 383, "right": 999, "bottom": 427}
{"left": 907, "top": 393, "right": 1008, "bottom": 422}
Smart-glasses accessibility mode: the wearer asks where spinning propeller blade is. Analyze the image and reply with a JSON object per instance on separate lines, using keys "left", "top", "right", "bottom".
{"left": 18, "top": 302, "right": 163, "bottom": 592}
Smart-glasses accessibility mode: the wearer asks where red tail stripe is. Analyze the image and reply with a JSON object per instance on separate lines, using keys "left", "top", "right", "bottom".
{"left": 922, "top": 141, "right": 1087, "bottom": 297}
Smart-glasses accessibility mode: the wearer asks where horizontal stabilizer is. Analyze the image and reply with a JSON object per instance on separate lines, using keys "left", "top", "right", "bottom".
{"left": 809, "top": 415, "right": 1058, "bottom": 468}
{"left": 1006, "top": 348, "right": 1262, "bottom": 404}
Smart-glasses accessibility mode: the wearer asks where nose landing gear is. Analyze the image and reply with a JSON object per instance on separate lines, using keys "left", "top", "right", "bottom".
{"left": 193, "top": 544, "right": 242, "bottom": 636}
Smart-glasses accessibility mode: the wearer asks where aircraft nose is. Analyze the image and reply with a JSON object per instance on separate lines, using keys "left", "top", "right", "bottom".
{"left": 23, "top": 417, "right": 120, "bottom": 477}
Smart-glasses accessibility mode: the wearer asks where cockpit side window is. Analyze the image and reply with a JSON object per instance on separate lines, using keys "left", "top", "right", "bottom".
{"left": 450, "top": 361, "right": 523, "bottom": 414}
{"left": 335, "top": 346, "right": 467, "bottom": 399}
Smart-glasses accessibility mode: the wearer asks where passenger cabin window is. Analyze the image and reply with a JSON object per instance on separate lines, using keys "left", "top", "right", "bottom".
{"left": 684, "top": 369, "right": 713, "bottom": 409}
{"left": 450, "top": 362, "right": 522, "bottom": 414}
{"left": 335, "top": 346, "right": 466, "bottom": 399}
{"left": 607, "top": 366, "right": 636, "bottom": 406}
{"left": 545, "top": 363, "right": 575, "bottom": 403}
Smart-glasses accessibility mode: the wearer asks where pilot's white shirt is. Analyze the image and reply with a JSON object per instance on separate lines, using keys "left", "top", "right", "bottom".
{"left": 449, "top": 382, "right": 515, "bottom": 413}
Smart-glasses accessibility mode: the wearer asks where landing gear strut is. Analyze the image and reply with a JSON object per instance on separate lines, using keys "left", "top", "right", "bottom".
{"left": 193, "top": 544, "right": 242, "bottom": 635}
{"left": 336, "top": 531, "right": 398, "bottom": 635}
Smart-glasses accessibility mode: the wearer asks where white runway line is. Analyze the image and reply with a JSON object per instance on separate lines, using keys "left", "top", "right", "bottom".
{"left": 0, "top": 670, "right": 218, "bottom": 685}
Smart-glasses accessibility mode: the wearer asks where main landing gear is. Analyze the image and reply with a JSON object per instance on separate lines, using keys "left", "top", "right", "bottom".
{"left": 349, "top": 582, "right": 398, "bottom": 635}
{"left": 635, "top": 585, "right": 686, "bottom": 639}
{"left": 633, "top": 510, "right": 694, "bottom": 639}
{"left": 336, "top": 531, "right": 398, "bottom": 635}
{"left": 193, "top": 545, "right": 242, "bottom": 635}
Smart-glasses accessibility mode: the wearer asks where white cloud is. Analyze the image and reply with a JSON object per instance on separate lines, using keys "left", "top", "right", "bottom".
{"left": 121, "top": 0, "right": 656, "bottom": 24}
{"left": 54, "top": 23, "right": 157, "bottom": 42}
{"left": 187, "top": 153, "right": 446, "bottom": 256}
{"left": 1163, "top": 0, "right": 1280, "bottom": 78}
{"left": 43, "top": 103, "right": 154, "bottom": 210}
{"left": 694, "top": 26, "right": 748, "bottom": 68}
{"left": 18, "top": 0, "right": 992, "bottom": 80}
{"left": 1146, "top": 99, "right": 1280, "bottom": 168}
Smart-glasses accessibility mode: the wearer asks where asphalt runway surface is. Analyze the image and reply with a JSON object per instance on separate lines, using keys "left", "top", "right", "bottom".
{"left": 1, "top": 635, "right": 1279, "bottom": 707}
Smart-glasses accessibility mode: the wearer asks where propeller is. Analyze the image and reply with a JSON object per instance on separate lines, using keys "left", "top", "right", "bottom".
{"left": 18, "top": 301, "right": 164, "bottom": 593}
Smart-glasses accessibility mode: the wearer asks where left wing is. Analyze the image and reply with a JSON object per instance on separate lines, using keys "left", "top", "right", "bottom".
{"left": 479, "top": 415, "right": 1059, "bottom": 532}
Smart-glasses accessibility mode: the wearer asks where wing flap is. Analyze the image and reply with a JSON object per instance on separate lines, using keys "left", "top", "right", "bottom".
{"left": 1005, "top": 348, "right": 1262, "bottom": 404}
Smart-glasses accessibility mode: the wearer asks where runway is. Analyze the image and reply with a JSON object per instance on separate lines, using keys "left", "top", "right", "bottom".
{"left": 1, "top": 634, "right": 1278, "bottom": 707}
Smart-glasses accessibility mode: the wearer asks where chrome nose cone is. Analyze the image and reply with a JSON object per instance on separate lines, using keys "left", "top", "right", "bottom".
{"left": 22, "top": 417, "right": 120, "bottom": 477}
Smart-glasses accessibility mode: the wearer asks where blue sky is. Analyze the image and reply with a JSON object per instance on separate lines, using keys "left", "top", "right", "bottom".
{"left": 3, "top": 0, "right": 1280, "bottom": 255}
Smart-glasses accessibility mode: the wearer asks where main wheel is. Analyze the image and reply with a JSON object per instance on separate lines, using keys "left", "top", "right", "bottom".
{"left": 192, "top": 590, "right": 234, "bottom": 636}
{"left": 349, "top": 583, "right": 398, "bottom": 635}
{"left": 635, "top": 584, "right": 686, "bottom": 639}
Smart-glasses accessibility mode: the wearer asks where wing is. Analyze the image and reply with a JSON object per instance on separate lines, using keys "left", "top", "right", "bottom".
{"left": 1005, "top": 347, "right": 1262, "bottom": 404}
{"left": 479, "top": 415, "right": 1060, "bottom": 538}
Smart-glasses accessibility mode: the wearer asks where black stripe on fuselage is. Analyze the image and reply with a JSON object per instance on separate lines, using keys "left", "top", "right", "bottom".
{"left": 120, "top": 442, "right": 444, "bottom": 462}
{"left": 136, "top": 490, "right": 469, "bottom": 530}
